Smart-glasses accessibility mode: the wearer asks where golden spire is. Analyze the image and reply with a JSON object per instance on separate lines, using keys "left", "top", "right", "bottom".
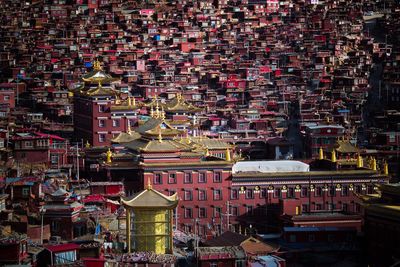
{"left": 85, "top": 141, "right": 91, "bottom": 148}
{"left": 318, "top": 147, "right": 324, "bottom": 160}
{"left": 331, "top": 150, "right": 336, "bottom": 162}
{"left": 115, "top": 94, "right": 120, "bottom": 104}
{"left": 383, "top": 161, "right": 389, "bottom": 175}
{"left": 150, "top": 106, "right": 154, "bottom": 117}
{"left": 161, "top": 106, "right": 166, "bottom": 121}
{"left": 98, "top": 81, "right": 102, "bottom": 88}
{"left": 106, "top": 148, "right": 112, "bottom": 164}
{"left": 357, "top": 154, "right": 363, "bottom": 168}
{"left": 133, "top": 97, "right": 136, "bottom": 106}
{"left": 226, "top": 148, "right": 231, "bottom": 161}
{"left": 127, "top": 123, "right": 132, "bottom": 134}
{"left": 155, "top": 101, "right": 160, "bottom": 119}
{"left": 158, "top": 128, "right": 163, "bottom": 143}
{"left": 205, "top": 148, "right": 210, "bottom": 157}
{"left": 93, "top": 60, "right": 102, "bottom": 71}
{"left": 128, "top": 96, "right": 132, "bottom": 106}
{"left": 371, "top": 157, "right": 377, "bottom": 171}
{"left": 147, "top": 177, "right": 152, "bottom": 190}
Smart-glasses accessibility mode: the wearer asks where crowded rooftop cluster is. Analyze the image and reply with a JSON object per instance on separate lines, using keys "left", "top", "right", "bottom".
{"left": 1, "top": 0, "right": 400, "bottom": 266}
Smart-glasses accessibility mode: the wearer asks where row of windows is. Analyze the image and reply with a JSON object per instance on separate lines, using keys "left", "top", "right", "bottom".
{"left": 181, "top": 189, "right": 222, "bottom": 201}
{"left": 167, "top": 184, "right": 372, "bottom": 202}
{"left": 153, "top": 172, "right": 222, "bottom": 184}
{"left": 182, "top": 202, "right": 361, "bottom": 219}
{"left": 229, "top": 185, "right": 371, "bottom": 200}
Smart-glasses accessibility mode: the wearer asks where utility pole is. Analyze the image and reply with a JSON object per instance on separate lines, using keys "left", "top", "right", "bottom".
{"left": 226, "top": 201, "right": 230, "bottom": 232}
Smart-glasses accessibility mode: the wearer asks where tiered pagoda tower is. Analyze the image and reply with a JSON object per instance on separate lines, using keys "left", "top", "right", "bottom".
{"left": 121, "top": 180, "right": 178, "bottom": 254}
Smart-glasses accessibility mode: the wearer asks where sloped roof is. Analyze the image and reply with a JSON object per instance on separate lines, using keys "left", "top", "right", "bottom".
{"left": 232, "top": 160, "right": 310, "bottom": 174}
{"left": 333, "top": 140, "right": 359, "bottom": 153}
{"left": 204, "top": 231, "right": 248, "bottom": 247}
{"left": 121, "top": 186, "right": 178, "bottom": 209}
{"left": 111, "top": 132, "right": 141, "bottom": 144}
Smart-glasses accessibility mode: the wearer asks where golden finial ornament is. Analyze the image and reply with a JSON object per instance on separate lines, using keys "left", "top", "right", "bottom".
{"left": 147, "top": 177, "right": 152, "bottom": 190}
{"left": 128, "top": 96, "right": 132, "bottom": 106}
{"left": 371, "top": 157, "right": 377, "bottom": 171}
{"left": 318, "top": 147, "right": 324, "bottom": 160}
{"left": 205, "top": 148, "right": 210, "bottom": 157}
{"left": 127, "top": 124, "right": 132, "bottom": 134}
{"left": 93, "top": 60, "right": 102, "bottom": 71}
{"left": 150, "top": 106, "right": 154, "bottom": 117}
{"left": 106, "top": 148, "right": 112, "bottom": 164}
{"left": 85, "top": 141, "right": 91, "bottom": 148}
{"left": 331, "top": 150, "right": 336, "bottom": 163}
{"left": 161, "top": 106, "right": 166, "bottom": 121}
{"left": 226, "top": 148, "right": 231, "bottom": 161}
{"left": 357, "top": 154, "right": 363, "bottom": 168}
{"left": 383, "top": 161, "right": 389, "bottom": 175}
{"left": 158, "top": 128, "right": 163, "bottom": 143}
{"left": 133, "top": 97, "right": 136, "bottom": 106}
{"left": 155, "top": 102, "right": 160, "bottom": 119}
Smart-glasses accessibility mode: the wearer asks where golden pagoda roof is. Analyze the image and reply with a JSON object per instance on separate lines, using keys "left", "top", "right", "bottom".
{"left": 110, "top": 96, "right": 142, "bottom": 111}
{"left": 125, "top": 138, "right": 191, "bottom": 152}
{"left": 121, "top": 184, "right": 178, "bottom": 209}
{"left": 190, "top": 137, "right": 233, "bottom": 150}
{"left": 111, "top": 132, "right": 141, "bottom": 144}
{"left": 331, "top": 139, "right": 359, "bottom": 154}
{"left": 81, "top": 60, "right": 119, "bottom": 84}
{"left": 136, "top": 117, "right": 182, "bottom": 137}
{"left": 77, "top": 81, "right": 119, "bottom": 97}
{"left": 163, "top": 94, "right": 202, "bottom": 113}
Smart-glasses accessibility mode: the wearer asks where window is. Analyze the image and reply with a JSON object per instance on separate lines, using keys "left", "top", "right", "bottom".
{"left": 210, "top": 263, "right": 218, "bottom": 267}
{"left": 355, "top": 185, "right": 361, "bottom": 193}
{"left": 260, "top": 188, "right": 267, "bottom": 198}
{"left": 302, "top": 204, "right": 309, "bottom": 213}
{"left": 315, "top": 187, "right": 322, "bottom": 197}
{"left": 213, "top": 172, "right": 222, "bottom": 183}
{"left": 246, "top": 205, "right": 253, "bottom": 215}
{"left": 245, "top": 189, "right": 254, "bottom": 199}
{"left": 342, "top": 203, "right": 348, "bottom": 212}
{"left": 290, "top": 234, "right": 296, "bottom": 243}
{"left": 309, "top": 234, "right": 315, "bottom": 242}
{"left": 213, "top": 189, "right": 222, "bottom": 200}
{"left": 230, "top": 206, "right": 238, "bottom": 216}
{"left": 199, "top": 207, "right": 207, "bottom": 218}
{"left": 287, "top": 187, "right": 294, "bottom": 198}
{"left": 51, "top": 220, "right": 60, "bottom": 232}
{"left": 55, "top": 251, "right": 77, "bottom": 265}
{"left": 51, "top": 154, "right": 59, "bottom": 164}
{"left": 274, "top": 188, "right": 281, "bottom": 198}
{"left": 154, "top": 173, "right": 162, "bottom": 184}
{"left": 4, "top": 95, "right": 10, "bottom": 101}
{"left": 198, "top": 190, "right": 207, "bottom": 201}
{"left": 198, "top": 172, "right": 207, "bottom": 183}
{"left": 184, "top": 190, "right": 192, "bottom": 201}
{"left": 315, "top": 203, "right": 322, "bottom": 210}
{"left": 99, "top": 105, "right": 106, "bottom": 112}
{"left": 230, "top": 189, "right": 238, "bottom": 200}
{"left": 184, "top": 208, "right": 192, "bottom": 218}
{"left": 98, "top": 119, "right": 106, "bottom": 127}
{"left": 112, "top": 119, "right": 120, "bottom": 127}
{"left": 342, "top": 185, "right": 349, "bottom": 196}
{"left": 184, "top": 172, "right": 192, "bottom": 184}
{"left": 22, "top": 188, "right": 30, "bottom": 196}
{"left": 168, "top": 173, "right": 176, "bottom": 184}
{"left": 98, "top": 134, "right": 106, "bottom": 143}
{"left": 214, "top": 207, "right": 222, "bottom": 217}
{"left": 328, "top": 186, "right": 336, "bottom": 197}
{"left": 301, "top": 187, "right": 309, "bottom": 197}
{"left": 25, "top": 141, "right": 33, "bottom": 148}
